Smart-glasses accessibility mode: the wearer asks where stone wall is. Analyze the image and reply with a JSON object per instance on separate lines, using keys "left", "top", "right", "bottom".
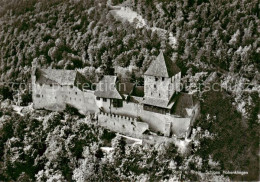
{"left": 32, "top": 82, "right": 99, "bottom": 114}
{"left": 32, "top": 72, "right": 194, "bottom": 138}
{"left": 144, "top": 72, "right": 181, "bottom": 100}
{"left": 33, "top": 81, "right": 193, "bottom": 138}
{"left": 99, "top": 99, "right": 191, "bottom": 138}
{"left": 186, "top": 103, "right": 200, "bottom": 137}
{"left": 98, "top": 111, "right": 149, "bottom": 138}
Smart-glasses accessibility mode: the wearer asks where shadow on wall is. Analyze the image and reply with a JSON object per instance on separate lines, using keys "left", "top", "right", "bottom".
{"left": 98, "top": 111, "right": 149, "bottom": 138}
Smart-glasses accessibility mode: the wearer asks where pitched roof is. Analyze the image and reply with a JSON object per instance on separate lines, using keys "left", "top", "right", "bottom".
{"left": 36, "top": 68, "right": 92, "bottom": 91}
{"left": 94, "top": 76, "right": 122, "bottom": 99}
{"left": 172, "top": 93, "right": 197, "bottom": 117}
{"left": 118, "top": 82, "right": 135, "bottom": 95}
{"left": 132, "top": 86, "right": 144, "bottom": 97}
{"left": 37, "top": 69, "right": 77, "bottom": 85}
{"left": 142, "top": 97, "right": 175, "bottom": 109}
{"left": 144, "top": 51, "right": 180, "bottom": 77}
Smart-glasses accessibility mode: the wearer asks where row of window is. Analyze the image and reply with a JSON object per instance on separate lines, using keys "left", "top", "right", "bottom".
{"left": 155, "top": 77, "right": 165, "bottom": 81}
{"left": 36, "top": 94, "right": 43, "bottom": 98}
{"left": 150, "top": 92, "right": 161, "bottom": 97}
{"left": 36, "top": 94, "right": 81, "bottom": 101}
{"left": 151, "top": 84, "right": 175, "bottom": 90}
{"left": 37, "top": 90, "right": 78, "bottom": 95}
{"left": 96, "top": 97, "right": 107, "bottom": 102}
{"left": 154, "top": 74, "right": 180, "bottom": 82}
{"left": 39, "top": 83, "right": 74, "bottom": 89}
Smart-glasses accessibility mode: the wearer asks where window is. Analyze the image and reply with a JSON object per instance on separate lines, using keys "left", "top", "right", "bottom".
{"left": 42, "top": 95, "right": 44, "bottom": 98}
{"left": 154, "top": 84, "right": 157, "bottom": 89}
{"left": 70, "top": 85, "right": 73, "bottom": 89}
{"left": 40, "top": 83, "right": 43, "bottom": 87}
{"left": 96, "top": 97, "right": 100, "bottom": 100}
{"left": 50, "top": 84, "right": 53, "bottom": 87}
{"left": 162, "top": 77, "right": 165, "bottom": 81}
{"left": 159, "top": 93, "right": 161, "bottom": 97}
{"left": 75, "top": 92, "right": 77, "bottom": 95}
{"left": 103, "top": 98, "right": 107, "bottom": 102}
{"left": 36, "top": 94, "right": 40, "bottom": 98}
{"left": 155, "top": 77, "right": 158, "bottom": 81}
{"left": 112, "top": 99, "right": 123, "bottom": 107}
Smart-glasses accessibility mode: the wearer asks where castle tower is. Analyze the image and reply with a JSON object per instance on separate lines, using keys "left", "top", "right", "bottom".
{"left": 143, "top": 51, "right": 181, "bottom": 114}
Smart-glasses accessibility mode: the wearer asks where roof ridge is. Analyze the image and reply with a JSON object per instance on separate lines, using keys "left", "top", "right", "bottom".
{"left": 144, "top": 51, "right": 180, "bottom": 77}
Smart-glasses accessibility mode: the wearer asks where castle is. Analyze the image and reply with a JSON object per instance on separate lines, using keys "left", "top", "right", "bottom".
{"left": 32, "top": 51, "right": 199, "bottom": 139}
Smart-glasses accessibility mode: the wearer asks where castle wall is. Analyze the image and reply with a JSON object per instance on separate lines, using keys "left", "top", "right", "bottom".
{"left": 32, "top": 82, "right": 99, "bottom": 114}
{"left": 98, "top": 112, "right": 149, "bottom": 138}
{"left": 33, "top": 77, "right": 192, "bottom": 138}
{"left": 186, "top": 103, "right": 200, "bottom": 137}
{"left": 144, "top": 72, "right": 181, "bottom": 101}
{"left": 145, "top": 75, "right": 173, "bottom": 99}
{"left": 32, "top": 84, "right": 66, "bottom": 111}
{"left": 174, "top": 72, "right": 182, "bottom": 92}
{"left": 100, "top": 100, "right": 191, "bottom": 138}
{"left": 32, "top": 68, "right": 193, "bottom": 138}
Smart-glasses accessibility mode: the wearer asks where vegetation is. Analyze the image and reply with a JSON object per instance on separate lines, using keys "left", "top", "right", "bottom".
{"left": 194, "top": 85, "right": 259, "bottom": 181}
{"left": 0, "top": 105, "right": 229, "bottom": 181}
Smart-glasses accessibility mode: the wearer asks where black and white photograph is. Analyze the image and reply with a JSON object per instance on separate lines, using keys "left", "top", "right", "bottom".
{"left": 0, "top": 0, "right": 259, "bottom": 181}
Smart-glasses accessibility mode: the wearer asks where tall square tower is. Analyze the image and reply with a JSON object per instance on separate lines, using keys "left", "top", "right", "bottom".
{"left": 143, "top": 51, "right": 181, "bottom": 113}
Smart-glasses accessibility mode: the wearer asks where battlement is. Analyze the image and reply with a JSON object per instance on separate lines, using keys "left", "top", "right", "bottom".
{"left": 98, "top": 111, "right": 148, "bottom": 138}
{"left": 32, "top": 61, "right": 199, "bottom": 139}
{"left": 99, "top": 111, "right": 137, "bottom": 122}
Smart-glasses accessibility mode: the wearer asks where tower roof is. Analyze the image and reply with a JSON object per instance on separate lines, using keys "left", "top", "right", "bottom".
{"left": 144, "top": 51, "right": 180, "bottom": 77}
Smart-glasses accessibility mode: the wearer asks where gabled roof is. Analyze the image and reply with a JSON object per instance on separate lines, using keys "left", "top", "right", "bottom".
{"left": 142, "top": 97, "right": 175, "bottom": 109}
{"left": 144, "top": 51, "right": 180, "bottom": 77}
{"left": 37, "top": 69, "right": 77, "bottom": 85}
{"left": 132, "top": 86, "right": 144, "bottom": 97}
{"left": 172, "top": 93, "right": 197, "bottom": 117}
{"left": 118, "top": 82, "right": 135, "bottom": 95}
{"left": 35, "top": 68, "right": 92, "bottom": 91}
{"left": 94, "top": 76, "right": 122, "bottom": 99}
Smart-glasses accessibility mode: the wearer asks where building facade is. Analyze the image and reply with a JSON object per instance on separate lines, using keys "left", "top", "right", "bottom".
{"left": 143, "top": 51, "right": 182, "bottom": 114}
{"left": 32, "top": 52, "right": 200, "bottom": 139}
{"left": 31, "top": 61, "right": 99, "bottom": 114}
